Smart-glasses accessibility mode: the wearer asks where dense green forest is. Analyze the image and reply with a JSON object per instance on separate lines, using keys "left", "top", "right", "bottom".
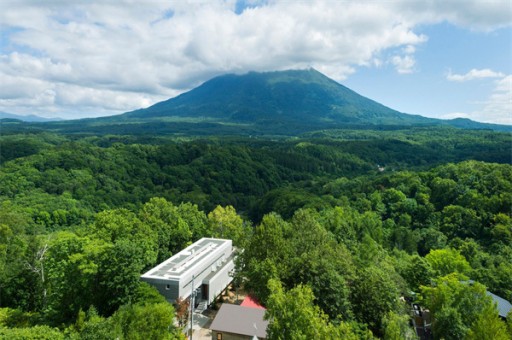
{"left": 1, "top": 128, "right": 511, "bottom": 339}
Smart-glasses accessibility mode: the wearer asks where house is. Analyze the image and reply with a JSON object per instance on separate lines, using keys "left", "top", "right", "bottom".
{"left": 140, "top": 238, "right": 235, "bottom": 305}
{"left": 487, "top": 291, "right": 512, "bottom": 319}
{"left": 210, "top": 303, "right": 268, "bottom": 340}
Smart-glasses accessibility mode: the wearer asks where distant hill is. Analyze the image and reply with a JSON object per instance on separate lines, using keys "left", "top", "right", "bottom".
{"left": 0, "top": 111, "right": 62, "bottom": 122}
{"left": 3, "top": 70, "right": 510, "bottom": 135}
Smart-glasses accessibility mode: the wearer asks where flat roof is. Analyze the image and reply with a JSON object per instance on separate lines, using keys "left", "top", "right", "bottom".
{"left": 141, "top": 238, "right": 231, "bottom": 280}
{"left": 210, "top": 304, "right": 268, "bottom": 338}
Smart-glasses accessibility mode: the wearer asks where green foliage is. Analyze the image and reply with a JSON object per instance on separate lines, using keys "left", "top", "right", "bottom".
{"left": 0, "top": 325, "right": 64, "bottom": 339}
{"left": 76, "top": 306, "right": 116, "bottom": 340}
{"left": 139, "top": 198, "right": 191, "bottom": 261}
{"left": 45, "top": 232, "right": 108, "bottom": 323}
{"left": 242, "top": 209, "right": 355, "bottom": 321}
{"left": 382, "top": 311, "right": 416, "bottom": 340}
{"left": 466, "top": 302, "right": 510, "bottom": 340}
{"left": 397, "top": 254, "right": 434, "bottom": 292}
{"left": 425, "top": 248, "right": 471, "bottom": 277}
{"left": 350, "top": 264, "right": 403, "bottom": 336}
{"left": 111, "top": 303, "right": 183, "bottom": 340}
{"left": 265, "top": 279, "right": 362, "bottom": 340}
{"left": 0, "top": 130, "right": 511, "bottom": 339}
{"left": 420, "top": 273, "right": 500, "bottom": 340}
{"left": 208, "top": 205, "right": 246, "bottom": 246}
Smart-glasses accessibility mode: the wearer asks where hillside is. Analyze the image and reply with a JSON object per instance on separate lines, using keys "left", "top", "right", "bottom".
{"left": 3, "top": 69, "right": 510, "bottom": 136}
{"left": 123, "top": 69, "right": 431, "bottom": 126}
{"left": 1, "top": 131, "right": 511, "bottom": 338}
{"left": 0, "top": 111, "right": 61, "bottom": 122}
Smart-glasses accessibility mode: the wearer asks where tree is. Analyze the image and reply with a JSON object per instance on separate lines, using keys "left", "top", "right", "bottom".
{"left": 242, "top": 212, "right": 292, "bottom": 273}
{"left": 139, "top": 198, "right": 192, "bottom": 261}
{"left": 174, "top": 297, "right": 189, "bottom": 328}
{"left": 399, "top": 254, "right": 433, "bottom": 292}
{"left": 490, "top": 213, "right": 512, "bottom": 245}
{"left": 96, "top": 239, "right": 151, "bottom": 315}
{"left": 382, "top": 311, "right": 416, "bottom": 340}
{"left": 111, "top": 302, "right": 184, "bottom": 340}
{"left": 244, "top": 258, "right": 279, "bottom": 304}
{"left": 420, "top": 273, "right": 498, "bottom": 340}
{"left": 318, "top": 207, "right": 357, "bottom": 245}
{"left": 466, "top": 303, "right": 509, "bottom": 340}
{"left": 177, "top": 202, "right": 210, "bottom": 240}
{"left": 45, "top": 232, "right": 109, "bottom": 324}
{"left": 425, "top": 248, "right": 471, "bottom": 277}
{"left": 441, "top": 205, "right": 481, "bottom": 239}
{"left": 75, "top": 306, "right": 116, "bottom": 339}
{"left": 265, "top": 279, "right": 361, "bottom": 340}
{"left": 350, "top": 264, "right": 402, "bottom": 336}
{"left": 91, "top": 209, "right": 157, "bottom": 253}
{"left": 0, "top": 325, "right": 64, "bottom": 339}
{"left": 208, "top": 205, "right": 245, "bottom": 246}
{"left": 418, "top": 227, "right": 447, "bottom": 256}
{"left": 241, "top": 213, "right": 291, "bottom": 303}
{"left": 91, "top": 209, "right": 158, "bottom": 268}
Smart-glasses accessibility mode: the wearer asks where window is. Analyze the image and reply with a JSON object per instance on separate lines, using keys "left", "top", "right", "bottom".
{"left": 165, "top": 284, "right": 171, "bottom": 290}
{"left": 216, "top": 333, "right": 222, "bottom": 340}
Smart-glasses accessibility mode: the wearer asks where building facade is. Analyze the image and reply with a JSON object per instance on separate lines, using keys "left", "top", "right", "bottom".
{"left": 141, "top": 238, "right": 235, "bottom": 305}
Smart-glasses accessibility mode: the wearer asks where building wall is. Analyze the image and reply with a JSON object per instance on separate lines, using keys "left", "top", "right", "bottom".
{"left": 179, "top": 240, "right": 233, "bottom": 300}
{"left": 211, "top": 330, "right": 263, "bottom": 340}
{"left": 140, "top": 278, "right": 179, "bottom": 302}
{"left": 206, "top": 258, "right": 235, "bottom": 304}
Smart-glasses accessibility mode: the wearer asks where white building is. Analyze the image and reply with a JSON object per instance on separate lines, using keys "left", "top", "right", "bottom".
{"left": 141, "top": 238, "right": 235, "bottom": 305}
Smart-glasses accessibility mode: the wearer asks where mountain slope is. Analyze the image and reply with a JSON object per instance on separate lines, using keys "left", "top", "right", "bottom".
{"left": 0, "top": 111, "right": 61, "bottom": 122}
{"left": 4, "top": 69, "right": 509, "bottom": 136}
{"left": 124, "top": 69, "right": 433, "bottom": 127}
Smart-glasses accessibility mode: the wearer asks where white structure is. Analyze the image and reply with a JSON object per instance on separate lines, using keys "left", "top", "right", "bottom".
{"left": 141, "top": 238, "right": 235, "bottom": 305}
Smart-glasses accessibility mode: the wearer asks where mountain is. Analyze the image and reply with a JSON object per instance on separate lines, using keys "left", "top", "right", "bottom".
{"left": 4, "top": 69, "right": 510, "bottom": 136}
{"left": 0, "top": 111, "right": 62, "bottom": 122}
{"left": 123, "top": 69, "right": 434, "bottom": 128}
{"left": 114, "top": 68, "right": 509, "bottom": 134}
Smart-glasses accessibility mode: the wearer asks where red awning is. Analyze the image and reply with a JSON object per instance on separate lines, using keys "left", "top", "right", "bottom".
{"left": 241, "top": 295, "right": 265, "bottom": 309}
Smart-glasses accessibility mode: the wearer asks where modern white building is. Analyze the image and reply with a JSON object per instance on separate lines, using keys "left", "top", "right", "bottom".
{"left": 141, "top": 238, "right": 236, "bottom": 305}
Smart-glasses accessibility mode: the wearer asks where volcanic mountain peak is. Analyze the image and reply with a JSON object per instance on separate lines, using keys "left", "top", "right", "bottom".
{"left": 123, "top": 68, "right": 430, "bottom": 127}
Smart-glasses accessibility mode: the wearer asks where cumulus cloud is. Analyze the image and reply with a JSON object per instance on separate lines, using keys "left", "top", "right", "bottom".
{"left": 0, "top": 0, "right": 510, "bottom": 118}
{"left": 477, "top": 75, "right": 512, "bottom": 124}
{"left": 442, "top": 75, "right": 511, "bottom": 125}
{"left": 394, "top": 0, "right": 512, "bottom": 31}
{"left": 447, "top": 68, "right": 506, "bottom": 82}
{"left": 391, "top": 55, "right": 416, "bottom": 74}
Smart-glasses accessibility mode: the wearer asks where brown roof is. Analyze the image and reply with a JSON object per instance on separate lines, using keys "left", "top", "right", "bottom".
{"left": 210, "top": 304, "right": 268, "bottom": 338}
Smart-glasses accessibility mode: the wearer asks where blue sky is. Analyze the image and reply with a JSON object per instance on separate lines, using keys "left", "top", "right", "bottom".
{"left": 345, "top": 22, "right": 511, "bottom": 122}
{"left": 1, "top": 0, "right": 511, "bottom": 124}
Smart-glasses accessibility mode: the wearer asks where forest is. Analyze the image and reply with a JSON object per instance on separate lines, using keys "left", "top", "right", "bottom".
{"left": 0, "top": 127, "right": 511, "bottom": 339}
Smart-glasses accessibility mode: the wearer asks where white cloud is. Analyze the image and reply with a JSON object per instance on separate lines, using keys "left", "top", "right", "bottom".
{"left": 391, "top": 55, "right": 416, "bottom": 74}
{"left": 390, "top": 43, "right": 420, "bottom": 74}
{"left": 477, "top": 75, "right": 512, "bottom": 124}
{"left": 394, "top": 0, "right": 512, "bottom": 31}
{"left": 0, "top": 0, "right": 510, "bottom": 119}
{"left": 442, "top": 75, "right": 511, "bottom": 125}
{"left": 447, "top": 68, "right": 506, "bottom": 82}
